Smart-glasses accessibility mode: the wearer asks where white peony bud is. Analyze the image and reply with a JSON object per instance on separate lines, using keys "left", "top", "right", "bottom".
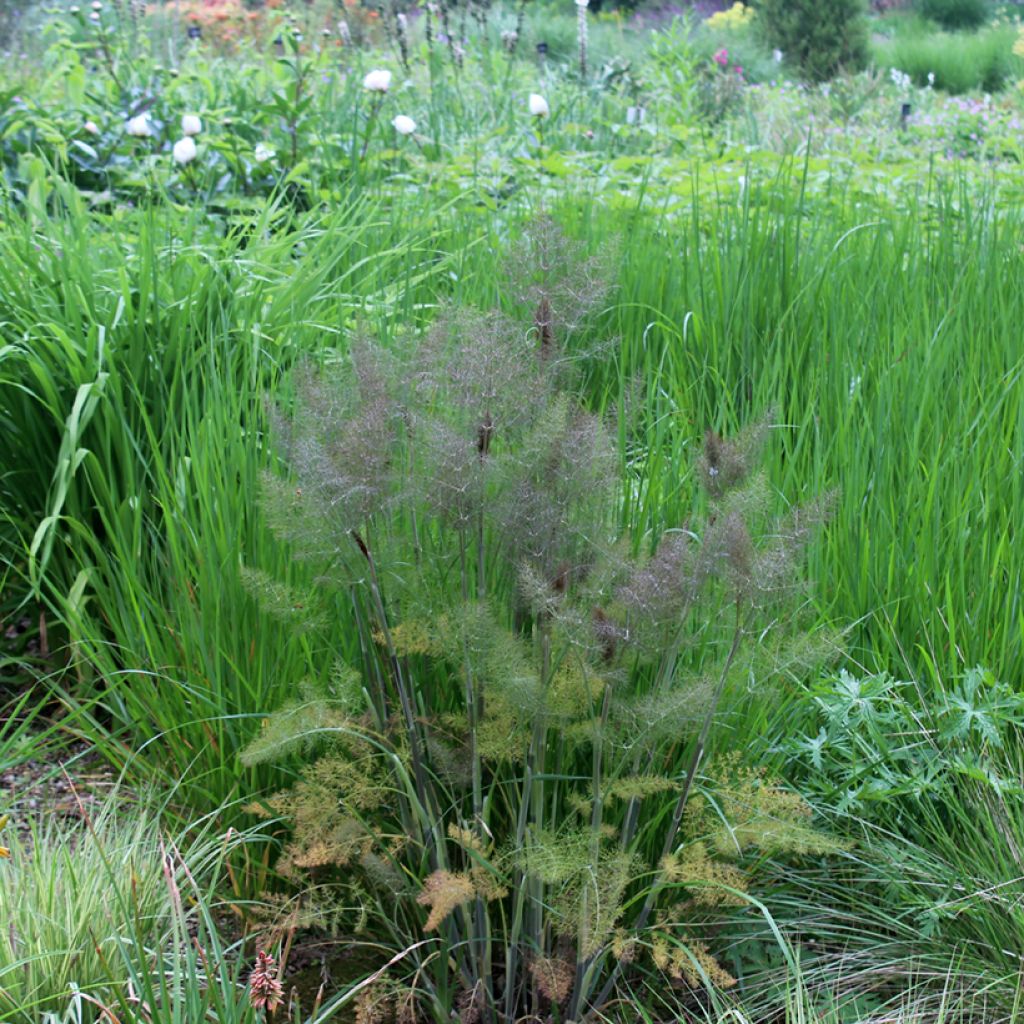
{"left": 362, "top": 69, "right": 392, "bottom": 93}
{"left": 181, "top": 114, "right": 202, "bottom": 136}
{"left": 83, "top": 120, "right": 100, "bottom": 135}
{"left": 528, "top": 93, "right": 549, "bottom": 118}
{"left": 172, "top": 136, "right": 197, "bottom": 164}
{"left": 391, "top": 114, "right": 416, "bottom": 135}
{"left": 126, "top": 114, "right": 153, "bottom": 137}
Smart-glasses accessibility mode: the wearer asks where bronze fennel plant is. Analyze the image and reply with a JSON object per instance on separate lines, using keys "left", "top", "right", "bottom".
{"left": 242, "top": 221, "right": 840, "bottom": 1023}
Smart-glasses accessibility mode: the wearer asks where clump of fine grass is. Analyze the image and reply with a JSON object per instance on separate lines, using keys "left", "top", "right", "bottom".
{"left": 874, "top": 24, "right": 1016, "bottom": 92}
{"left": 0, "top": 789, "right": 234, "bottom": 1022}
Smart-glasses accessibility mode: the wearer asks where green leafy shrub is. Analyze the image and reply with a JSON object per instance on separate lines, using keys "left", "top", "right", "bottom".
{"left": 241, "top": 220, "right": 840, "bottom": 1021}
{"left": 916, "top": 0, "right": 989, "bottom": 30}
{"left": 753, "top": 0, "right": 869, "bottom": 81}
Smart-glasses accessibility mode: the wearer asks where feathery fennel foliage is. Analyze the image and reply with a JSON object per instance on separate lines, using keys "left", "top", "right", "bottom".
{"left": 241, "top": 220, "right": 840, "bottom": 1022}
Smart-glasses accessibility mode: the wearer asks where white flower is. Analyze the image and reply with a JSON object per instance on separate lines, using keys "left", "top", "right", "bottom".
{"left": 181, "top": 114, "right": 202, "bottom": 136}
{"left": 889, "top": 67, "right": 910, "bottom": 91}
{"left": 626, "top": 105, "right": 644, "bottom": 125}
{"left": 528, "top": 93, "right": 549, "bottom": 117}
{"left": 90, "top": 1, "right": 101, "bottom": 8}
{"left": 772, "top": 48, "right": 783, "bottom": 63}
{"left": 83, "top": 120, "right": 99, "bottom": 135}
{"left": 362, "top": 69, "right": 392, "bottom": 93}
{"left": 126, "top": 114, "right": 153, "bottom": 137}
{"left": 89, "top": 11, "right": 100, "bottom": 20}
{"left": 575, "top": 0, "right": 589, "bottom": 7}
{"left": 172, "top": 136, "right": 197, "bottom": 164}
{"left": 254, "top": 142, "right": 275, "bottom": 163}
{"left": 391, "top": 114, "right": 416, "bottom": 135}
{"left": 927, "top": 72, "right": 935, "bottom": 87}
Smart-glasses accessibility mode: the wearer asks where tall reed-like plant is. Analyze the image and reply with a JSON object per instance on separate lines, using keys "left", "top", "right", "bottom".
{"left": 242, "top": 221, "right": 839, "bottom": 1021}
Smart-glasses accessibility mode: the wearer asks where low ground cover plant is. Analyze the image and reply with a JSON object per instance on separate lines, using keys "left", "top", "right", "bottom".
{"left": 740, "top": 667, "right": 1024, "bottom": 1019}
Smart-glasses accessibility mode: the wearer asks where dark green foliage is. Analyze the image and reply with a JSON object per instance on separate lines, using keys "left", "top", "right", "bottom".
{"left": 753, "top": 0, "right": 869, "bottom": 81}
{"left": 916, "top": 0, "right": 989, "bottom": 29}
{"left": 780, "top": 667, "right": 1024, "bottom": 821}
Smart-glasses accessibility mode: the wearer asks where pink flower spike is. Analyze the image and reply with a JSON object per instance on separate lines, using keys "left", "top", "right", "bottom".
{"left": 249, "top": 951, "right": 284, "bottom": 1014}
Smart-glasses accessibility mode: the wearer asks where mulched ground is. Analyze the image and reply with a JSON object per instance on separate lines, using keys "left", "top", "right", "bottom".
{"left": 0, "top": 739, "right": 120, "bottom": 850}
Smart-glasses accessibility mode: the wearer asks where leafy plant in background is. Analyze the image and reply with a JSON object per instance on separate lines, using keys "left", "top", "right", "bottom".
{"left": 695, "top": 46, "right": 748, "bottom": 123}
{"left": 753, "top": 0, "right": 869, "bottom": 81}
{"left": 645, "top": 16, "right": 699, "bottom": 120}
{"left": 916, "top": 0, "right": 990, "bottom": 30}
{"left": 241, "top": 220, "right": 840, "bottom": 1021}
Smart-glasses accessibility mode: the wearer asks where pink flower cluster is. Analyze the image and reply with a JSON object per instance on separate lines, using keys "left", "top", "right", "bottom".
{"left": 249, "top": 951, "right": 284, "bottom": 1014}
{"left": 712, "top": 47, "right": 743, "bottom": 77}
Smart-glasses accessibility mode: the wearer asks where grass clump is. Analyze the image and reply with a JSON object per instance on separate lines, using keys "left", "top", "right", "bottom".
{"left": 0, "top": 791, "right": 233, "bottom": 1022}
{"left": 876, "top": 23, "right": 1015, "bottom": 91}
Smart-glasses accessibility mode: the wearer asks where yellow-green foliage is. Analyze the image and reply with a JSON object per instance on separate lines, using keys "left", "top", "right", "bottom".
{"left": 660, "top": 842, "right": 749, "bottom": 908}
{"left": 241, "top": 672, "right": 364, "bottom": 766}
{"left": 650, "top": 928, "right": 738, "bottom": 990}
{"left": 518, "top": 828, "right": 640, "bottom": 957}
{"left": 694, "top": 757, "right": 848, "bottom": 859}
{"left": 0, "top": 797, "right": 225, "bottom": 1022}
{"left": 705, "top": 2, "right": 755, "bottom": 30}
